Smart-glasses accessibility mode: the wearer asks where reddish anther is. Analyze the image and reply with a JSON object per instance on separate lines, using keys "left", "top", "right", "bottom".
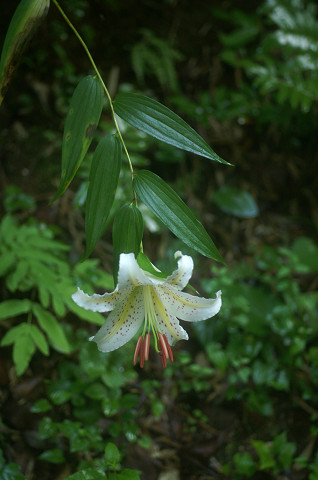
{"left": 139, "top": 337, "right": 145, "bottom": 368}
{"left": 133, "top": 336, "right": 143, "bottom": 365}
{"left": 162, "top": 334, "right": 173, "bottom": 362}
{"left": 133, "top": 333, "right": 173, "bottom": 369}
{"left": 144, "top": 333, "right": 150, "bottom": 361}
{"left": 158, "top": 333, "right": 169, "bottom": 359}
{"left": 159, "top": 351, "right": 167, "bottom": 368}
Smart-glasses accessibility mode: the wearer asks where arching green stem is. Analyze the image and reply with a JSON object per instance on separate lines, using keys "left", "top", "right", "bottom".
{"left": 52, "top": 0, "right": 136, "bottom": 199}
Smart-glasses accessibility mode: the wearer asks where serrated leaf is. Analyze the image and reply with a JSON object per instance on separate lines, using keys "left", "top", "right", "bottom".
{"left": 134, "top": 170, "right": 224, "bottom": 262}
{"left": 0, "top": 252, "right": 15, "bottom": 276}
{"left": 6, "top": 260, "right": 29, "bottom": 292}
{"left": 67, "top": 299, "right": 105, "bottom": 325}
{"left": 53, "top": 75, "right": 104, "bottom": 200}
{"left": 12, "top": 326, "right": 36, "bottom": 375}
{"left": 85, "top": 135, "right": 122, "bottom": 258}
{"left": 0, "top": 299, "right": 31, "bottom": 320}
{"left": 38, "top": 283, "right": 50, "bottom": 308}
{"left": 113, "top": 93, "right": 230, "bottom": 164}
{"left": 29, "top": 324, "right": 49, "bottom": 355}
{"left": 1, "top": 323, "right": 29, "bottom": 346}
{"left": 52, "top": 291, "right": 66, "bottom": 317}
{"left": 32, "top": 303, "right": 71, "bottom": 353}
{"left": 0, "top": 214, "right": 17, "bottom": 241}
{"left": 112, "top": 204, "right": 143, "bottom": 282}
{"left": 0, "top": 0, "right": 50, "bottom": 105}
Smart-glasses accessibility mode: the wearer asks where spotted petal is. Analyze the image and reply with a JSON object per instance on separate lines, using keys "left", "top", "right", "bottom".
{"left": 157, "top": 285, "right": 222, "bottom": 322}
{"left": 90, "top": 288, "right": 144, "bottom": 352}
{"left": 166, "top": 251, "right": 193, "bottom": 289}
{"left": 151, "top": 286, "right": 189, "bottom": 345}
{"left": 72, "top": 287, "right": 127, "bottom": 312}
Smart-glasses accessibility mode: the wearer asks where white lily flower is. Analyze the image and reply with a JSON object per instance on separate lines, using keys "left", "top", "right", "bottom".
{"left": 72, "top": 251, "right": 222, "bottom": 368}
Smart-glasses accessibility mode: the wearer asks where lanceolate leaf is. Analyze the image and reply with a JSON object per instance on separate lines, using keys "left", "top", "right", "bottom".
{"left": 0, "top": 299, "right": 31, "bottom": 320}
{"left": 0, "top": 0, "right": 50, "bottom": 105}
{"left": 113, "top": 93, "right": 230, "bottom": 165}
{"left": 1, "top": 323, "right": 36, "bottom": 375}
{"left": 134, "top": 170, "right": 224, "bottom": 263}
{"left": 32, "top": 303, "right": 71, "bottom": 353}
{"left": 112, "top": 204, "right": 144, "bottom": 282}
{"left": 53, "top": 75, "right": 104, "bottom": 200}
{"left": 85, "top": 135, "right": 122, "bottom": 258}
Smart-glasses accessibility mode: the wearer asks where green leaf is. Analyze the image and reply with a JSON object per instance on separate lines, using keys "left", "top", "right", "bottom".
{"left": 104, "top": 442, "right": 121, "bottom": 467}
{"left": 273, "top": 432, "right": 296, "bottom": 470}
{"left": 252, "top": 440, "right": 275, "bottom": 470}
{"left": 0, "top": 252, "right": 15, "bottom": 276}
{"left": 0, "top": 448, "right": 26, "bottom": 480}
{"left": 32, "top": 303, "right": 71, "bottom": 353}
{"left": 38, "top": 448, "right": 65, "bottom": 464}
{"left": 118, "top": 469, "right": 141, "bottom": 480}
{"left": 53, "top": 75, "right": 104, "bottom": 200}
{"left": 66, "top": 298, "right": 105, "bottom": 325}
{"left": 212, "top": 186, "right": 259, "bottom": 218}
{"left": 136, "top": 252, "right": 167, "bottom": 279}
{"left": 13, "top": 326, "right": 36, "bottom": 375}
{"left": 29, "top": 324, "right": 49, "bottom": 355}
{"left": 6, "top": 260, "right": 29, "bottom": 292}
{"left": 233, "top": 451, "right": 256, "bottom": 477}
{"left": 1, "top": 322, "right": 40, "bottom": 375}
{"left": 0, "top": 299, "right": 31, "bottom": 320}
{"left": 31, "top": 398, "right": 52, "bottom": 413}
{"left": 65, "top": 469, "right": 106, "bottom": 480}
{"left": 112, "top": 204, "right": 144, "bottom": 282}
{"left": 1, "top": 322, "right": 29, "bottom": 346}
{"left": 85, "top": 135, "right": 122, "bottom": 258}
{"left": 113, "top": 93, "right": 230, "bottom": 164}
{"left": 134, "top": 170, "right": 224, "bottom": 262}
{"left": 0, "top": 0, "right": 50, "bottom": 105}
{"left": 291, "top": 237, "right": 318, "bottom": 272}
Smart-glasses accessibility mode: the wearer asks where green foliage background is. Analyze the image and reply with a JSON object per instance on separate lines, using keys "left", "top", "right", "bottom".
{"left": 0, "top": 0, "right": 318, "bottom": 479}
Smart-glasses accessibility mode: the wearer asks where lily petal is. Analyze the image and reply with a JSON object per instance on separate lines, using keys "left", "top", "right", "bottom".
{"left": 72, "top": 287, "right": 126, "bottom": 312}
{"left": 151, "top": 286, "right": 189, "bottom": 345}
{"left": 158, "top": 285, "right": 222, "bottom": 322}
{"left": 166, "top": 251, "right": 193, "bottom": 289}
{"left": 90, "top": 288, "right": 144, "bottom": 352}
{"left": 117, "top": 253, "right": 153, "bottom": 289}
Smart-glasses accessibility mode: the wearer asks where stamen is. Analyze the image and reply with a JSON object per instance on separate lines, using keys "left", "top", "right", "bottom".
{"left": 159, "top": 333, "right": 169, "bottom": 359}
{"left": 144, "top": 333, "right": 150, "bottom": 361}
{"left": 133, "top": 336, "right": 143, "bottom": 365}
{"left": 162, "top": 334, "right": 173, "bottom": 362}
{"left": 159, "top": 351, "right": 167, "bottom": 368}
{"left": 139, "top": 337, "right": 145, "bottom": 368}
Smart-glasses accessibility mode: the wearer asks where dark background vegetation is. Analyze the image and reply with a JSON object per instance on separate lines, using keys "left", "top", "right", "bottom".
{"left": 1, "top": 0, "right": 318, "bottom": 479}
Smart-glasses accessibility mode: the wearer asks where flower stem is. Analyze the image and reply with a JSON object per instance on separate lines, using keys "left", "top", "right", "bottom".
{"left": 51, "top": 0, "right": 136, "bottom": 191}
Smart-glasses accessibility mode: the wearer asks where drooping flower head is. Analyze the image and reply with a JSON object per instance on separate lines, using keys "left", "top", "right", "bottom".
{"left": 72, "top": 251, "right": 221, "bottom": 368}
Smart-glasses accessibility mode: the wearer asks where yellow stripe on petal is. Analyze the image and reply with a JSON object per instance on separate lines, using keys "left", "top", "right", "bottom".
{"left": 91, "top": 288, "right": 145, "bottom": 352}
{"left": 158, "top": 285, "right": 222, "bottom": 322}
{"left": 151, "top": 287, "right": 188, "bottom": 345}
